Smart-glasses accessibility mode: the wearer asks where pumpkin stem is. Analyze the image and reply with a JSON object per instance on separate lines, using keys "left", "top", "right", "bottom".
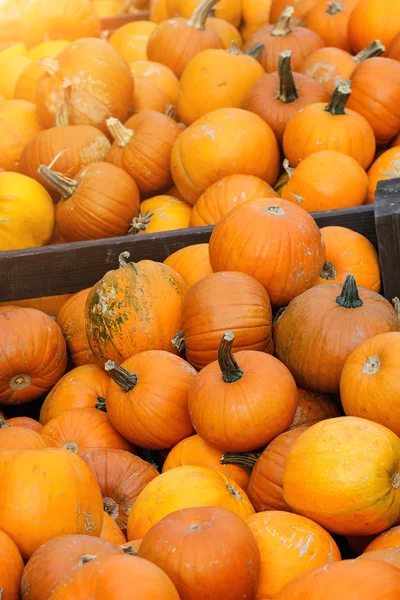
{"left": 245, "top": 42, "right": 265, "bottom": 59}
{"left": 106, "top": 117, "right": 134, "bottom": 147}
{"left": 36, "top": 56, "right": 59, "bottom": 76}
{"left": 95, "top": 397, "right": 107, "bottom": 412}
{"left": 187, "top": 0, "right": 220, "bottom": 30}
{"left": 353, "top": 40, "right": 385, "bottom": 63}
{"left": 63, "top": 441, "right": 79, "bottom": 453}
{"left": 9, "top": 373, "right": 32, "bottom": 391}
{"left": 128, "top": 211, "right": 153, "bottom": 235}
{"left": 103, "top": 497, "right": 120, "bottom": 521}
{"left": 165, "top": 104, "right": 177, "bottom": 120}
{"left": 392, "top": 297, "right": 400, "bottom": 320}
{"left": 38, "top": 165, "right": 78, "bottom": 199}
{"left": 277, "top": 50, "right": 299, "bottom": 104}
{"left": 118, "top": 251, "right": 132, "bottom": 268}
{"left": 335, "top": 274, "right": 363, "bottom": 308}
{"left": 77, "top": 554, "right": 97, "bottom": 567}
{"left": 227, "top": 40, "right": 243, "bottom": 55}
{"left": 55, "top": 86, "right": 71, "bottom": 128}
{"left": 172, "top": 330, "right": 186, "bottom": 352}
{"left": 105, "top": 360, "right": 137, "bottom": 392}
{"left": 271, "top": 6, "right": 294, "bottom": 36}
{"left": 282, "top": 159, "right": 295, "bottom": 178}
{"left": 0, "top": 416, "right": 10, "bottom": 429}
{"left": 325, "top": 80, "right": 351, "bottom": 116}
{"left": 220, "top": 451, "right": 261, "bottom": 473}
{"left": 320, "top": 261, "right": 337, "bottom": 281}
{"left": 326, "top": 1, "right": 343, "bottom": 15}
{"left": 218, "top": 331, "right": 244, "bottom": 384}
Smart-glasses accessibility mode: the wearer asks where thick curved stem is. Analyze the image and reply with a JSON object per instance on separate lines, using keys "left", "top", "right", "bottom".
{"left": 325, "top": 80, "right": 351, "bottom": 116}
{"left": 282, "top": 159, "right": 295, "bottom": 178}
{"left": 187, "top": 0, "right": 220, "bottom": 30}
{"left": 218, "top": 331, "right": 243, "bottom": 383}
{"left": 221, "top": 451, "right": 261, "bottom": 473}
{"left": 105, "top": 361, "right": 137, "bottom": 392}
{"left": 37, "top": 165, "right": 77, "bottom": 199}
{"left": 326, "top": 1, "right": 343, "bottom": 15}
{"left": 106, "top": 117, "right": 134, "bottom": 147}
{"left": 171, "top": 330, "right": 186, "bottom": 352}
{"left": 272, "top": 6, "right": 294, "bottom": 36}
{"left": 246, "top": 42, "right": 264, "bottom": 59}
{"left": 353, "top": 40, "right": 385, "bottom": 63}
{"left": 277, "top": 50, "right": 299, "bottom": 103}
{"left": 336, "top": 274, "right": 363, "bottom": 308}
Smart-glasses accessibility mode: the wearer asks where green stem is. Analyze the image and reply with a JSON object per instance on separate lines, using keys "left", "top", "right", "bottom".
{"left": 336, "top": 274, "right": 363, "bottom": 308}
{"left": 218, "top": 331, "right": 243, "bottom": 383}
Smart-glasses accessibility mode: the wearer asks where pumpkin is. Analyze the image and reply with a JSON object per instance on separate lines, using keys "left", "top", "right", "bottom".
{"left": 138, "top": 507, "right": 261, "bottom": 600}
{"left": 0, "top": 308, "right": 67, "bottom": 404}
{"left": 0, "top": 448, "right": 103, "bottom": 560}
{"left": 20, "top": 534, "right": 122, "bottom": 600}
{"left": 205, "top": 17, "right": 243, "bottom": 49}
{"left": 359, "top": 547, "right": 400, "bottom": 569}
{"left": 41, "top": 407, "right": 132, "bottom": 454}
{"left": 348, "top": 0, "right": 400, "bottom": 54}
{"left": 389, "top": 33, "right": 400, "bottom": 61}
{"left": 130, "top": 60, "right": 179, "bottom": 113}
{"left": 14, "top": 62, "right": 48, "bottom": 104}
{"left": 0, "top": 99, "right": 42, "bottom": 172}
{"left": 241, "top": 0, "right": 273, "bottom": 38}
{"left": 269, "top": 0, "right": 319, "bottom": 25}
{"left": 85, "top": 253, "right": 188, "bottom": 364}
{"left": 100, "top": 512, "right": 127, "bottom": 545}
{"left": 274, "top": 558, "right": 400, "bottom": 599}
{"left": 365, "top": 525, "right": 400, "bottom": 552}
{"left": 40, "top": 365, "right": 109, "bottom": 425}
{"left": 283, "top": 416, "right": 400, "bottom": 535}
{"left": 0, "top": 294, "right": 71, "bottom": 318}
{"left": 290, "top": 387, "right": 340, "bottom": 429}
{"left": 163, "top": 244, "right": 212, "bottom": 286}
{"left": 18, "top": 0, "right": 100, "bottom": 49}
{"left": 283, "top": 81, "right": 376, "bottom": 169}
{"left": 175, "top": 271, "right": 274, "bottom": 369}
{"left": 306, "top": 0, "right": 360, "bottom": 52}
{"left": 167, "top": 0, "right": 242, "bottom": 27}
{"left": 209, "top": 197, "right": 325, "bottom": 308}
{"left": 0, "top": 42, "right": 27, "bottom": 59}
{"left": 150, "top": 0, "right": 169, "bottom": 22}
{"left": 282, "top": 150, "right": 369, "bottom": 211}
{"left": 367, "top": 147, "right": 400, "bottom": 203}
{"left": 347, "top": 58, "right": 400, "bottom": 145}
{"left": 275, "top": 275, "right": 400, "bottom": 394}
{"left": 129, "top": 195, "right": 191, "bottom": 235}
{"left": 247, "top": 511, "right": 341, "bottom": 599}
{"left": 162, "top": 434, "right": 250, "bottom": 490}
{"left": 56, "top": 289, "right": 97, "bottom": 367}
{"left": 0, "top": 55, "right": 31, "bottom": 100}
{"left": 177, "top": 43, "right": 265, "bottom": 126}
{"left": 80, "top": 449, "right": 159, "bottom": 531}
{"left": 171, "top": 108, "right": 280, "bottom": 205}
{"left": 105, "top": 351, "right": 196, "bottom": 449}
{"left": 127, "top": 465, "right": 255, "bottom": 540}
{"left": 0, "top": 530, "right": 24, "bottom": 600}
{"left": 315, "top": 226, "right": 381, "bottom": 292}
{"left": 243, "top": 7, "right": 324, "bottom": 73}
{"left": 6, "top": 416, "right": 43, "bottom": 433}
{"left": 0, "top": 424, "right": 51, "bottom": 452}
{"left": 27, "top": 40, "right": 71, "bottom": 60}
{"left": 188, "top": 331, "right": 297, "bottom": 452}
{"left": 35, "top": 38, "right": 134, "bottom": 134}
{"left": 147, "top": 0, "right": 224, "bottom": 78}
{"left": 121, "top": 539, "right": 142, "bottom": 554}
{"left": 246, "top": 427, "right": 309, "bottom": 512}
{"left": 47, "top": 554, "right": 181, "bottom": 600}
{"left": 106, "top": 111, "right": 181, "bottom": 194}
{"left": 190, "top": 174, "right": 279, "bottom": 227}
{"left": 109, "top": 20, "right": 157, "bottom": 63}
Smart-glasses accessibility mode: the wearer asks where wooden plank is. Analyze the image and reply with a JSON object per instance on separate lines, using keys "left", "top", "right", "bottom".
{"left": 374, "top": 178, "right": 400, "bottom": 302}
{"left": 0, "top": 204, "right": 376, "bottom": 302}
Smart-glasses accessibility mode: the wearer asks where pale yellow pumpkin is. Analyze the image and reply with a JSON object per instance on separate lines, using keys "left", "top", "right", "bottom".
{"left": 0, "top": 55, "right": 32, "bottom": 99}
{"left": 27, "top": 40, "right": 70, "bottom": 61}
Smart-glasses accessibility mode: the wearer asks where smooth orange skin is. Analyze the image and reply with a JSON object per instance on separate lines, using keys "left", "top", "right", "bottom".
{"left": 0, "top": 308, "right": 67, "bottom": 405}
{"left": 305, "top": 0, "right": 359, "bottom": 52}
{"left": 131, "top": 77, "right": 172, "bottom": 114}
{"left": 100, "top": 512, "right": 127, "bottom": 545}
{"left": 171, "top": 108, "right": 280, "bottom": 205}
{"left": 209, "top": 197, "right": 326, "bottom": 307}
{"left": 0, "top": 99, "right": 42, "bottom": 171}
{"left": 40, "top": 365, "right": 110, "bottom": 425}
{"left": 106, "top": 351, "right": 196, "bottom": 449}
{"left": 282, "top": 150, "right": 368, "bottom": 212}
{"left": 270, "top": 0, "right": 319, "bottom": 25}
{"left": 109, "top": 21, "right": 157, "bottom": 63}
{"left": 80, "top": 449, "right": 159, "bottom": 531}
{"left": 0, "top": 530, "right": 24, "bottom": 600}
{"left": 130, "top": 60, "right": 179, "bottom": 113}
{"left": 138, "top": 507, "right": 261, "bottom": 600}
{"left": 127, "top": 465, "right": 255, "bottom": 540}
{"left": 367, "top": 147, "right": 400, "bottom": 204}
{"left": 162, "top": 434, "right": 250, "bottom": 490}
{"left": 347, "top": 58, "right": 400, "bottom": 146}
{"left": 164, "top": 244, "right": 212, "bottom": 286}
{"left": 289, "top": 387, "right": 340, "bottom": 429}
{"left": 56, "top": 289, "right": 97, "bottom": 367}
{"left": 389, "top": 34, "right": 400, "bottom": 61}
{"left": 315, "top": 226, "right": 381, "bottom": 292}
{"left": 179, "top": 271, "right": 274, "bottom": 369}
{"left": 150, "top": 0, "right": 169, "bottom": 22}
{"left": 274, "top": 281, "right": 400, "bottom": 394}
{"left": 0, "top": 55, "right": 32, "bottom": 100}
{"left": 348, "top": 0, "right": 400, "bottom": 54}
{"left": 242, "top": 0, "right": 273, "bottom": 29}
{"left": 190, "top": 174, "right": 279, "bottom": 227}
{"left": 0, "top": 294, "right": 71, "bottom": 318}
{"left": 205, "top": 17, "right": 242, "bottom": 49}
{"left": 283, "top": 416, "right": 400, "bottom": 535}
{"left": 247, "top": 427, "right": 308, "bottom": 512}
{"left": 247, "top": 511, "right": 341, "bottom": 599}
{"left": 301, "top": 46, "right": 359, "bottom": 94}
{"left": 275, "top": 559, "right": 400, "bottom": 599}
{"left": 0, "top": 448, "right": 104, "bottom": 560}
{"left": 359, "top": 547, "right": 400, "bottom": 569}
{"left": 188, "top": 350, "right": 298, "bottom": 452}
{"left": 6, "top": 416, "right": 43, "bottom": 432}
{"left": 21, "top": 534, "right": 123, "bottom": 600}
{"left": 283, "top": 101, "right": 376, "bottom": 170}
{"left": 0, "top": 427, "right": 51, "bottom": 451}
{"left": 365, "top": 525, "right": 400, "bottom": 552}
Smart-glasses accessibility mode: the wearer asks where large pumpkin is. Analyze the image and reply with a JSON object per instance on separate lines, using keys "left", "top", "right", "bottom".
{"left": 56, "top": 289, "right": 97, "bottom": 366}
{"left": 274, "top": 275, "right": 400, "bottom": 394}
{"left": 209, "top": 197, "right": 325, "bottom": 307}
{"left": 0, "top": 99, "right": 42, "bottom": 171}
{"left": 163, "top": 244, "right": 213, "bottom": 286}
{"left": 0, "top": 425, "right": 51, "bottom": 452}
{"left": 348, "top": 0, "right": 400, "bottom": 54}
{"left": 367, "top": 147, "right": 400, "bottom": 204}
{"left": 283, "top": 416, "right": 400, "bottom": 535}
{"left": 85, "top": 252, "right": 188, "bottom": 364}
{"left": 0, "top": 530, "right": 24, "bottom": 600}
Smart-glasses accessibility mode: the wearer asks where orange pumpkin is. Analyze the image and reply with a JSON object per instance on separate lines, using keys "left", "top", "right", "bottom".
{"left": 290, "top": 387, "right": 340, "bottom": 429}
{"left": 269, "top": 0, "right": 319, "bottom": 25}
{"left": 315, "top": 226, "right": 381, "bottom": 292}
{"left": 365, "top": 525, "right": 400, "bottom": 552}
{"left": 348, "top": 0, "right": 400, "bottom": 54}
{"left": 0, "top": 99, "right": 42, "bottom": 171}
{"left": 0, "top": 54, "right": 32, "bottom": 99}
{"left": 138, "top": 507, "right": 261, "bottom": 600}
{"left": 0, "top": 294, "right": 71, "bottom": 319}
{"left": 283, "top": 416, "right": 400, "bottom": 535}
{"left": 359, "top": 547, "right": 400, "bottom": 569}
{"left": 105, "top": 351, "right": 196, "bottom": 449}
{"left": 163, "top": 244, "right": 213, "bottom": 286}
{"left": 80, "top": 449, "right": 159, "bottom": 531}
{"left": 170, "top": 108, "right": 280, "bottom": 205}
{"left": 56, "top": 289, "right": 97, "bottom": 367}
{"left": 247, "top": 511, "right": 341, "bottom": 598}
{"left": 282, "top": 150, "right": 369, "bottom": 212}
{"left": 274, "top": 275, "right": 400, "bottom": 393}
{"left": 205, "top": 17, "right": 243, "bottom": 49}
{"left": 0, "top": 308, "right": 67, "bottom": 405}
{"left": 129, "top": 195, "right": 191, "bottom": 235}
{"left": 100, "top": 512, "right": 126, "bottom": 545}
{"left": 0, "top": 425, "right": 51, "bottom": 452}
{"left": 0, "top": 530, "right": 24, "bottom": 600}
{"left": 6, "top": 416, "right": 43, "bottom": 433}
{"left": 209, "top": 197, "right": 325, "bottom": 307}
{"left": 130, "top": 60, "right": 179, "bottom": 114}
{"left": 389, "top": 33, "right": 400, "bottom": 61}
{"left": 127, "top": 465, "right": 255, "bottom": 540}
{"left": 367, "top": 147, "right": 400, "bottom": 204}
{"left": 109, "top": 20, "right": 157, "bottom": 63}
{"left": 167, "top": 0, "right": 242, "bottom": 27}
{"left": 15, "top": 46, "right": 70, "bottom": 104}
{"left": 306, "top": 0, "right": 360, "bottom": 52}
{"left": 241, "top": 0, "right": 273, "bottom": 37}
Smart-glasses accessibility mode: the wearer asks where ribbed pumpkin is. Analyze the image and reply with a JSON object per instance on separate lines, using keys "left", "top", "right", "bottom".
{"left": 315, "top": 226, "right": 381, "bottom": 292}
{"left": 364, "top": 525, "right": 400, "bottom": 552}
{"left": 274, "top": 275, "right": 400, "bottom": 394}
{"left": 0, "top": 529, "right": 24, "bottom": 600}
{"left": 130, "top": 60, "right": 179, "bottom": 114}
{"left": 170, "top": 108, "right": 280, "bottom": 205}
{"left": 163, "top": 244, "right": 213, "bottom": 286}
{"left": 367, "top": 147, "right": 400, "bottom": 204}
{"left": 175, "top": 271, "right": 274, "bottom": 369}
{"left": 6, "top": 416, "right": 43, "bottom": 433}
{"left": 209, "top": 198, "right": 325, "bottom": 308}
{"left": 0, "top": 99, "right": 42, "bottom": 171}
{"left": 100, "top": 512, "right": 126, "bottom": 545}
{"left": 306, "top": 0, "right": 360, "bottom": 52}
{"left": 348, "top": 0, "right": 400, "bottom": 54}
{"left": 109, "top": 20, "right": 157, "bottom": 63}
{"left": 283, "top": 416, "right": 400, "bottom": 535}
{"left": 56, "top": 289, "right": 97, "bottom": 367}
{"left": 105, "top": 351, "right": 196, "bottom": 449}
{"left": 127, "top": 465, "right": 255, "bottom": 540}
{"left": 129, "top": 195, "right": 191, "bottom": 235}
{"left": 85, "top": 253, "right": 188, "bottom": 364}
{"left": 0, "top": 424, "right": 51, "bottom": 452}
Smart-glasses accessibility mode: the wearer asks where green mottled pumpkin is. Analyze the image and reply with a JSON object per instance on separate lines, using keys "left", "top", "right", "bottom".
{"left": 85, "top": 252, "right": 188, "bottom": 364}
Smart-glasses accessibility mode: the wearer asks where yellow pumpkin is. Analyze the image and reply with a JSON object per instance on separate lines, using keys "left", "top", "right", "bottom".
{"left": 0, "top": 42, "right": 27, "bottom": 58}
{"left": 0, "top": 55, "right": 32, "bottom": 99}
{"left": 0, "top": 100, "right": 43, "bottom": 171}
{"left": 109, "top": 21, "right": 158, "bottom": 63}
{"left": 14, "top": 63, "right": 45, "bottom": 104}
{"left": 27, "top": 40, "right": 70, "bottom": 61}
{"left": 92, "top": 0, "right": 122, "bottom": 16}
{"left": 129, "top": 195, "right": 192, "bottom": 235}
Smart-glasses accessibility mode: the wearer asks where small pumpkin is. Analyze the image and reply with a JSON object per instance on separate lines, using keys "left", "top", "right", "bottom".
{"left": 130, "top": 60, "right": 179, "bottom": 114}
{"left": 56, "top": 289, "right": 97, "bottom": 367}
{"left": 129, "top": 195, "right": 191, "bottom": 235}
{"left": 27, "top": 40, "right": 71, "bottom": 61}
{"left": 205, "top": 16, "right": 243, "bottom": 49}
{"left": 163, "top": 244, "right": 213, "bottom": 286}
{"left": 241, "top": 0, "right": 273, "bottom": 38}
{"left": 0, "top": 55, "right": 32, "bottom": 99}
{"left": 359, "top": 547, "right": 400, "bottom": 569}
{"left": 0, "top": 422, "right": 51, "bottom": 452}
{"left": 367, "top": 147, "right": 400, "bottom": 203}
{"left": 364, "top": 525, "right": 400, "bottom": 552}
{"left": 109, "top": 20, "right": 157, "bottom": 63}
{"left": 389, "top": 33, "right": 400, "bottom": 61}
{"left": 269, "top": 0, "right": 319, "bottom": 25}
{"left": 348, "top": 0, "right": 400, "bottom": 54}
{"left": 14, "top": 62, "right": 48, "bottom": 104}
{"left": 100, "top": 512, "right": 126, "bottom": 545}
{"left": 306, "top": 0, "right": 360, "bottom": 52}
{"left": 0, "top": 99, "right": 42, "bottom": 171}
{"left": 6, "top": 416, "right": 43, "bottom": 433}
{"left": 0, "top": 530, "right": 24, "bottom": 600}
{"left": 167, "top": 0, "right": 242, "bottom": 27}
{"left": 0, "top": 294, "right": 71, "bottom": 319}
{"left": 290, "top": 387, "right": 340, "bottom": 429}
